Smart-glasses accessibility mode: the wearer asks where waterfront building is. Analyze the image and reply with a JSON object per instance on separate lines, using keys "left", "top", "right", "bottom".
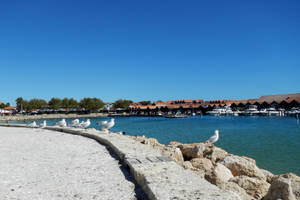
{"left": 129, "top": 93, "right": 300, "bottom": 116}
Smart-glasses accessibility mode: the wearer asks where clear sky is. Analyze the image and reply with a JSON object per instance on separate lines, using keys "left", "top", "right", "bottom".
{"left": 0, "top": 0, "right": 299, "bottom": 105}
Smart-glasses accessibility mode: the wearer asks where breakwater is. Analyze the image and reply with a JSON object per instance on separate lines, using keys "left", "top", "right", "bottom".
{"left": 130, "top": 135, "right": 300, "bottom": 200}
{"left": 1, "top": 124, "right": 299, "bottom": 200}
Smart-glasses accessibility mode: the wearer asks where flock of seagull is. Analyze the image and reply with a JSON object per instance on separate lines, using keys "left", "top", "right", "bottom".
{"left": 27, "top": 118, "right": 115, "bottom": 132}
{"left": 27, "top": 118, "right": 219, "bottom": 143}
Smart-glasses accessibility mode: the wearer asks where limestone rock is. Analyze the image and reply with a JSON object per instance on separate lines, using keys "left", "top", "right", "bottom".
{"left": 230, "top": 176, "right": 270, "bottom": 199}
{"left": 208, "top": 147, "right": 228, "bottom": 163}
{"left": 190, "top": 158, "right": 213, "bottom": 172}
{"left": 206, "top": 163, "right": 234, "bottom": 186}
{"left": 178, "top": 143, "right": 212, "bottom": 160}
{"left": 263, "top": 176, "right": 296, "bottom": 200}
{"left": 161, "top": 147, "right": 184, "bottom": 165}
{"left": 219, "top": 182, "right": 255, "bottom": 200}
{"left": 220, "top": 155, "right": 266, "bottom": 180}
{"left": 264, "top": 173, "right": 300, "bottom": 200}
{"left": 182, "top": 161, "right": 193, "bottom": 170}
{"left": 281, "top": 173, "right": 300, "bottom": 199}
{"left": 144, "top": 138, "right": 160, "bottom": 146}
{"left": 167, "top": 141, "right": 182, "bottom": 148}
{"left": 241, "top": 156, "right": 256, "bottom": 165}
{"left": 260, "top": 169, "right": 274, "bottom": 184}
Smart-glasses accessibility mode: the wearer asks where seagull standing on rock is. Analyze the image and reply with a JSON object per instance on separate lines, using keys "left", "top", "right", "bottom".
{"left": 56, "top": 119, "right": 67, "bottom": 127}
{"left": 28, "top": 121, "right": 37, "bottom": 128}
{"left": 40, "top": 120, "right": 47, "bottom": 128}
{"left": 97, "top": 118, "right": 115, "bottom": 132}
{"left": 207, "top": 130, "right": 219, "bottom": 144}
{"left": 79, "top": 119, "right": 91, "bottom": 129}
{"left": 70, "top": 119, "right": 80, "bottom": 127}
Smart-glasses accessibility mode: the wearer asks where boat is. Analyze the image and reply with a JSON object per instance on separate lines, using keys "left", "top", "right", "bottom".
{"left": 243, "top": 105, "right": 260, "bottom": 116}
{"left": 207, "top": 108, "right": 226, "bottom": 116}
{"left": 259, "top": 108, "right": 268, "bottom": 116}
{"left": 287, "top": 107, "right": 300, "bottom": 115}
{"left": 165, "top": 112, "right": 188, "bottom": 118}
{"left": 266, "top": 107, "right": 280, "bottom": 116}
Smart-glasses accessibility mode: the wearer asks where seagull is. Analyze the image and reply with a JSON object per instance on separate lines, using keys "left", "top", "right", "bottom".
{"left": 70, "top": 119, "right": 80, "bottom": 127}
{"left": 28, "top": 121, "right": 37, "bottom": 128}
{"left": 56, "top": 119, "right": 67, "bottom": 127}
{"left": 207, "top": 130, "right": 219, "bottom": 144}
{"left": 97, "top": 118, "right": 115, "bottom": 131}
{"left": 79, "top": 119, "right": 91, "bottom": 129}
{"left": 40, "top": 120, "right": 47, "bottom": 128}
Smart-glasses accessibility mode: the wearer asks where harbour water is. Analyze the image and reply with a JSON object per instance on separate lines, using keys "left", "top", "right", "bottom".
{"left": 26, "top": 116, "right": 300, "bottom": 175}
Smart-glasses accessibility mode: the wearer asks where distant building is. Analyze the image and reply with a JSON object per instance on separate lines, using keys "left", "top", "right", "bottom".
{"left": 258, "top": 93, "right": 300, "bottom": 103}
{"left": 0, "top": 107, "right": 16, "bottom": 115}
{"left": 103, "top": 103, "right": 113, "bottom": 111}
{"left": 129, "top": 93, "right": 300, "bottom": 112}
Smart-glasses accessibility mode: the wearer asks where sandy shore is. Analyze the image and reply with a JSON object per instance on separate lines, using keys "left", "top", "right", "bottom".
{"left": 0, "top": 127, "right": 145, "bottom": 200}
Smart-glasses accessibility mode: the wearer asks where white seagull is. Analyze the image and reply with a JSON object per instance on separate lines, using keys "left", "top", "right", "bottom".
{"left": 97, "top": 118, "right": 115, "bottom": 131}
{"left": 56, "top": 119, "right": 67, "bottom": 127}
{"left": 40, "top": 120, "right": 47, "bottom": 128}
{"left": 70, "top": 119, "right": 80, "bottom": 127}
{"left": 28, "top": 121, "right": 37, "bottom": 128}
{"left": 79, "top": 119, "right": 91, "bottom": 129}
{"left": 207, "top": 130, "right": 219, "bottom": 144}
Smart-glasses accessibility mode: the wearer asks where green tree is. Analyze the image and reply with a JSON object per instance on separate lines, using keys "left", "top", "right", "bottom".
{"left": 79, "top": 97, "right": 104, "bottom": 112}
{"left": 113, "top": 99, "right": 133, "bottom": 109}
{"left": 48, "top": 98, "right": 62, "bottom": 110}
{"left": 16, "top": 97, "right": 24, "bottom": 111}
{"left": 0, "top": 102, "right": 10, "bottom": 108}
{"left": 139, "top": 101, "right": 151, "bottom": 105}
{"left": 61, "top": 98, "right": 69, "bottom": 109}
{"left": 68, "top": 98, "right": 79, "bottom": 109}
{"left": 21, "top": 100, "right": 29, "bottom": 111}
{"left": 61, "top": 98, "right": 79, "bottom": 109}
{"left": 27, "top": 99, "right": 47, "bottom": 110}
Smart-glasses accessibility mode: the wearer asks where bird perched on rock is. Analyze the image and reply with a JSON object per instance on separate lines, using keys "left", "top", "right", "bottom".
{"left": 70, "top": 119, "right": 80, "bottom": 127}
{"left": 40, "top": 120, "right": 47, "bottom": 128}
{"left": 97, "top": 118, "right": 115, "bottom": 132}
{"left": 207, "top": 130, "right": 219, "bottom": 144}
{"left": 56, "top": 119, "right": 67, "bottom": 127}
{"left": 28, "top": 121, "right": 37, "bottom": 128}
{"left": 79, "top": 119, "right": 91, "bottom": 129}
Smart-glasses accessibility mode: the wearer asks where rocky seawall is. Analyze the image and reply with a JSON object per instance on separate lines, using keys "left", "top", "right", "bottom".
{"left": 129, "top": 136, "right": 300, "bottom": 200}
{"left": 0, "top": 113, "right": 108, "bottom": 121}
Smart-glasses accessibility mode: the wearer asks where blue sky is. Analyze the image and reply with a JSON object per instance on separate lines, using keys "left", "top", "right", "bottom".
{"left": 0, "top": 0, "right": 299, "bottom": 105}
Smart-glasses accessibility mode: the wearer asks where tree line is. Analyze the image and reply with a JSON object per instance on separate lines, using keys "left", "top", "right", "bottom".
{"left": 15, "top": 97, "right": 135, "bottom": 112}
{"left": 0, "top": 102, "right": 10, "bottom": 109}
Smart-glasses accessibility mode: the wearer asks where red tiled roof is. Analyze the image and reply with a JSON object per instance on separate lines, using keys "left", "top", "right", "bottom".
{"left": 258, "top": 93, "right": 300, "bottom": 102}
{"left": 4, "top": 107, "right": 16, "bottom": 110}
{"left": 166, "top": 105, "right": 180, "bottom": 109}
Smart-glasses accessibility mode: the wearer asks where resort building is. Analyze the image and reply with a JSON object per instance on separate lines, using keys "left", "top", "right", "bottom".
{"left": 129, "top": 93, "right": 300, "bottom": 116}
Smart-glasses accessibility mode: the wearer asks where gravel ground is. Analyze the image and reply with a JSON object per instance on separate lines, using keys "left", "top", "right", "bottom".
{"left": 0, "top": 127, "right": 146, "bottom": 200}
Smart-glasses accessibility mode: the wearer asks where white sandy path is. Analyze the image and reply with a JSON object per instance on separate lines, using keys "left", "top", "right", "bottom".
{"left": 0, "top": 127, "right": 145, "bottom": 200}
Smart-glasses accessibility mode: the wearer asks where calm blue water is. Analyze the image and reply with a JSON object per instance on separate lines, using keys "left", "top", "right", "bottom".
{"left": 27, "top": 116, "right": 300, "bottom": 175}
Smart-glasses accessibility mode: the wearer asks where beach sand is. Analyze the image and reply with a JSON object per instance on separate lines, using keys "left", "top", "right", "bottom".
{"left": 0, "top": 127, "right": 145, "bottom": 200}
